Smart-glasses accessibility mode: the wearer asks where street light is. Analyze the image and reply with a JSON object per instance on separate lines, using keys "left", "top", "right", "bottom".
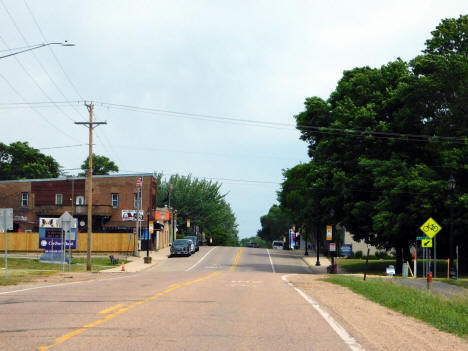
{"left": 0, "top": 41, "right": 75, "bottom": 59}
{"left": 448, "top": 176, "right": 457, "bottom": 279}
{"left": 304, "top": 226, "right": 309, "bottom": 256}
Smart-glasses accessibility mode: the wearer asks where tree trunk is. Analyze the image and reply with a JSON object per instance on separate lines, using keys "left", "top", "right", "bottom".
{"left": 395, "top": 245, "right": 403, "bottom": 275}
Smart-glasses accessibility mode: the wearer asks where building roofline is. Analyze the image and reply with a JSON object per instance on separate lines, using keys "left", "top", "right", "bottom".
{"left": 0, "top": 173, "right": 156, "bottom": 184}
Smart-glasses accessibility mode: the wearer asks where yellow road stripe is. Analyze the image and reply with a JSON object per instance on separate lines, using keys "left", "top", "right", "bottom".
{"left": 229, "top": 247, "right": 243, "bottom": 271}
{"left": 36, "top": 271, "right": 221, "bottom": 351}
{"left": 98, "top": 304, "right": 124, "bottom": 315}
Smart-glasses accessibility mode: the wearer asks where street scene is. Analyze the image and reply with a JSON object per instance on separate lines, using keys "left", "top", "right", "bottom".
{"left": 1, "top": 246, "right": 466, "bottom": 351}
{"left": 1, "top": 2, "right": 468, "bottom": 350}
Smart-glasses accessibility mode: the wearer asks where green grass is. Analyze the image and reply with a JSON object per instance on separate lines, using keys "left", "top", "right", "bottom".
{"left": 0, "top": 256, "right": 126, "bottom": 286}
{"left": 440, "top": 278, "right": 468, "bottom": 289}
{"left": 336, "top": 258, "right": 394, "bottom": 275}
{"left": 325, "top": 275, "right": 468, "bottom": 338}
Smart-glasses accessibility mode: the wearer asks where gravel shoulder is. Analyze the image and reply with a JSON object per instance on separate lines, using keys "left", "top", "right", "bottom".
{"left": 289, "top": 274, "right": 468, "bottom": 351}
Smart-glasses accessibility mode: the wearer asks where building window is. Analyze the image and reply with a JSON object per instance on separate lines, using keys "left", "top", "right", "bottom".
{"left": 111, "top": 193, "right": 119, "bottom": 208}
{"left": 134, "top": 193, "right": 141, "bottom": 209}
{"left": 21, "top": 192, "right": 28, "bottom": 207}
{"left": 55, "top": 194, "right": 63, "bottom": 205}
{"left": 76, "top": 196, "right": 84, "bottom": 205}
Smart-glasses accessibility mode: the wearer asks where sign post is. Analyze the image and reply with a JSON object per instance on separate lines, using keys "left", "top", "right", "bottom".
{"left": 0, "top": 209, "right": 13, "bottom": 279}
{"left": 419, "top": 218, "right": 442, "bottom": 279}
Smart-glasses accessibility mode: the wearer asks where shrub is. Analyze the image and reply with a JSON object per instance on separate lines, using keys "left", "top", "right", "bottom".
{"left": 352, "top": 250, "right": 363, "bottom": 259}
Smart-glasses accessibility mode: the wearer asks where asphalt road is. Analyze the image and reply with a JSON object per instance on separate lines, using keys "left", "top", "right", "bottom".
{"left": 0, "top": 247, "right": 368, "bottom": 351}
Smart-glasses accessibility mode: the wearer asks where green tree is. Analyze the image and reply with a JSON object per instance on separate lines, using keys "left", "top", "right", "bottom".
{"left": 0, "top": 141, "right": 61, "bottom": 180}
{"left": 155, "top": 173, "right": 239, "bottom": 246}
{"left": 257, "top": 204, "right": 289, "bottom": 243}
{"left": 79, "top": 154, "right": 119, "bottom": 176}
{"left": 279, "top": 16, "right": 468, "bottom": 272}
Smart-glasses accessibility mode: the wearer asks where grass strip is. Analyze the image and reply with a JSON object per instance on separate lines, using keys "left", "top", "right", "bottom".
{"left": 325, "top": 275, "right": 468, "bottom": 338}
{"left": 0, "top": 257, "right": 127, "bottom": 286}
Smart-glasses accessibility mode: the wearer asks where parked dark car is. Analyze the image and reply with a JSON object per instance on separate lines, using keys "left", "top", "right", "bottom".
{"left": 170, "top": 239, "right": 192, "bottom": 257}
{"left": 248, "top": 242, "right": 260, "bottom": 248}
{"left": 184, "top": 236, "right": 199, "bottom": 252}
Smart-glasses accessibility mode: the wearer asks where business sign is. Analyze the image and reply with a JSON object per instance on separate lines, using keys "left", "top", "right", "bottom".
{"left": 155, "top": 210, "right": 169, "bottom": 221}
{"left": 14, "top": 215, "right": 27, "bottom": 222}
{"left": 122, "top": 210, "right": 144, "bottom": 221}
{"left": 149, "top": 221, "right": 154, "bottom": 234}
{"left": 39, "top": 217, "right": 59, "bottom": 228}
{"left": 326, "top": 225, "right": 333, "bottom": 240}
{"left": 39, "top": 238, "right": 77, "bottom": 251}
{"left": 289, "top": 228, "right": 296, "bottom": 248}
{"left": 39, "top": 217, "right": 77, "bottom": 228}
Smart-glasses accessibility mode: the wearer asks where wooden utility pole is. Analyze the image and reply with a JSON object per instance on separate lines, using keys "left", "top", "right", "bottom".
{"left": 75, "top": 103, "right": 106, "bottom": 271}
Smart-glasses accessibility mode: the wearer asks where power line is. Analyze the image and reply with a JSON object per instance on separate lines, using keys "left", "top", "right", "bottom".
{"left": 1, "top": 0, "right": 84, "bottom": 123}
{"left": 0, "top": 100, "right": 466, "bottom": 144}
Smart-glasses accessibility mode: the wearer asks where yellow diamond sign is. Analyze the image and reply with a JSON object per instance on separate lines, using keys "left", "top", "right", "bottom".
{"left": 420, "top": 217, "right": 442, "bottom": 238}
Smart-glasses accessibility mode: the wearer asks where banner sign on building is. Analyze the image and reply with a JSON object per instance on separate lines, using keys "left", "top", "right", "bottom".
{"left": 122, "top": 210, "right": 144, "bottom": 221}
{"left": 155, "top": 210, "right": 169, "bottom": 221}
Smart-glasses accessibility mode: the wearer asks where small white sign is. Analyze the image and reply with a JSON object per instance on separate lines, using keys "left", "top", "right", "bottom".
{"left": 0, "top": 208, "right": 13, "bottom": 231}
{"left": 329, "top": 242, "right": 336, "bottom": 252}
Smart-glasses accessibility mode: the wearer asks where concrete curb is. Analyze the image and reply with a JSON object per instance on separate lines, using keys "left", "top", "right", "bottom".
{"left": 103, "top": 247, "right": 171, "bottom": 273}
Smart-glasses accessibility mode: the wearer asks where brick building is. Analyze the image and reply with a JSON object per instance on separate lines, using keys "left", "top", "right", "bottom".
{"left": 0, "top": 173, "right": 158, "bottom": 234}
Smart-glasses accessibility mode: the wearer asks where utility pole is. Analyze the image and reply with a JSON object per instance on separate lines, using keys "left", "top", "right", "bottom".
{"left": 75, "top": 103, "right": 106, "bottom": 271}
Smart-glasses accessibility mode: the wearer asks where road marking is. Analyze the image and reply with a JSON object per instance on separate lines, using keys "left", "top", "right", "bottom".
{"left": 282, "top": 275, "right": 366, "bottom": 351}
{"left": 185, "top": 247, "right": 217, "bottom": 271}
{"left": 36, "top": 271, "right": 221, "bottom": 351}
{"left": 99, "top": 304, "right": 124, "bottom": 315}
{"left": 267, "top": 249, "right": 276, "bottom": 273}
{"left": 229, "top": 247, "right": 243, "bottom": 271}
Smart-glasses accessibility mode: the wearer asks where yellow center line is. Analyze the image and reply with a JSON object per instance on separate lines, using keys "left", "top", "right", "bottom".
{"left": 36, "top": 271, "right": 221, "bottom": 351}
{"left": 98, "top": 304, "right": 124, "bottom": 315}
{"left": 229, "top": 247, "right": 243, "bottom": 271}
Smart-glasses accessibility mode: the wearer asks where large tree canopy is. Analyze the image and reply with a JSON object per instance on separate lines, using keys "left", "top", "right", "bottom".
{"left": 257, "top": 204, "right": 290, "bottom": 243}
{"left": 79, "top": 154, "right": 119, "bottom": 176}
{"left": 0, "top": 141, "right": 61, "bottom": 180}
{"left": 155, "top": 173, "right": 239, "bottom": 246}
{"left": 277, "top": 15, "right": 468, "bottom": 272}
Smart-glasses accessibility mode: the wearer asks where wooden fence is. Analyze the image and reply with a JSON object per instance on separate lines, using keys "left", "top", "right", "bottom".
{"left": 0, "top": 232, "right": 136, "bottom": 252}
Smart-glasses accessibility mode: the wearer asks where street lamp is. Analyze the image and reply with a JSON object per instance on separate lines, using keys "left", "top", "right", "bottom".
{"left": 448, "top": 176, "right": 457, "bottom": 279}
{"left": 0, "top": 41, "right": 75, "bottom": 59}
{"left": 315, "top": 228, "right": 320, "bottom": 266}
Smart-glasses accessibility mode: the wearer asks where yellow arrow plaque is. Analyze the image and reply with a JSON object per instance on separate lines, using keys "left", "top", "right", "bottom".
{"left": 421, "top": 239, "right": 432, "bottom": 248}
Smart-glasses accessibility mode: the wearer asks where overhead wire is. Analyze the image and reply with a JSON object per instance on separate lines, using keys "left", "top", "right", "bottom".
{"left": 0, "top": 0, "right": 85, "bottom": 123}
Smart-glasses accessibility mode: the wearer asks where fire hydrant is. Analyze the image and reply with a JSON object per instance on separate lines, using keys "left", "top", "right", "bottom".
{"left": 427, "top": 271, "right": 432, "bottom": 291}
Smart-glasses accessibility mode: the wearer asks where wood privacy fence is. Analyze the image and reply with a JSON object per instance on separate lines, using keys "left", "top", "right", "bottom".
{"left": 0, "top": 233, "right": 136, "bottom": 252}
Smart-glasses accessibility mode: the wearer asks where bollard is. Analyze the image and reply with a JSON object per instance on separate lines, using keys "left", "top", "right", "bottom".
{"left": 427, "top": 271, "right": 432, "bottom": 291}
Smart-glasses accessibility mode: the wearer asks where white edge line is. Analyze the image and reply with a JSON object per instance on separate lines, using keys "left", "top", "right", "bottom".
{"left": 0, "top": 273, "right": 142, "bottom": 296}
{"left": 185, "top": 247, "right": 217, "bottom": 272}
{"left": 281, "top": 274, "right": 365, "bottom": 351}
{"left": 267, "top": 249, "right": 276, "bottom": 273}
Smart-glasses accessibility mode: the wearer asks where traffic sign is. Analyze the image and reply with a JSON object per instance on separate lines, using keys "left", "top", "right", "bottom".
{"left": 0, "top": 208, "right": 13, "bottom": 231}
{"left": 417, "top": 236, "right": 430, "bottom": 240}
{"left": 420, "top": 217, "right": 441, "bottom": 238}
{"left": 421, "top": 239, "right": 432, "bottom": 248}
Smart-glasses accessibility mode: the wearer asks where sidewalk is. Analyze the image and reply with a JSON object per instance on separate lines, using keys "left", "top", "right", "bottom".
{"left": 104, "top": 247, "right": 171, "bottom": 273}
{"left": 292, "top": 249, "right": 332, "bottom": 274}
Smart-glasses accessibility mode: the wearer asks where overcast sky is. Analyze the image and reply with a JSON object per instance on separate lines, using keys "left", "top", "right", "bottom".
{"left": 1, "top": 1, "right": 467, "bottom": 238}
